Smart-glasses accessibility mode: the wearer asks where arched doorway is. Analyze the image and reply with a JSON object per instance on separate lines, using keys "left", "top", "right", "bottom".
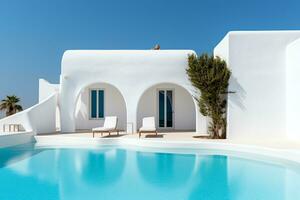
{"left": 74, "top": 82, "right": 127, "bottom": 131}
{"left": 136, "top": 83, "right": 196, "bottom": 132}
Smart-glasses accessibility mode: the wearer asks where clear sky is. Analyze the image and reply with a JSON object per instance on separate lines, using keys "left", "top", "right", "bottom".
{"left": 0, "top": 0, "right": 300, "bottom": 109}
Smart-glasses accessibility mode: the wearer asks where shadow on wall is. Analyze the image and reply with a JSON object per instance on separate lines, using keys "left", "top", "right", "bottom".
{"left": 75, "top": 93, "right": 89, "bottom": 127}
{"left": 229, "top": 76, "right": 246, "bottom": 110}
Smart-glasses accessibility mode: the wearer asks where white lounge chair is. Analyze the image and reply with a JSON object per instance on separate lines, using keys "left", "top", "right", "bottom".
{"left": 138, "top": 117, "right": 157, "bottom": 138}
{"left": 92, "top": 116, "right": 119, "bottom": 137}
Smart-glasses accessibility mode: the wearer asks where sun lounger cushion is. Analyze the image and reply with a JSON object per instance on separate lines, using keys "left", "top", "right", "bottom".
{"left": 92, "top": 116, "right": 117, "bottom": 131}
{"left": 139, "top": 117, "right": 156, "bottom": 132}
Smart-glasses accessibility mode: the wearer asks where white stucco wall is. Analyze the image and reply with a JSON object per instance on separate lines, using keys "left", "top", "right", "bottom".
{"left": 60, "top": 50, "right": 207, "bottom": 133}
{"left": 286, "top": 38, "right": 300, "bottom": 140}
{"left": 137, "top": 83, "right": 196, "bottom": 131}
{"left": 39, "top": 79, "right": 61, "bottom": 131}
{"left": 39, "top": 79, "right": 59, "bottom": 102}
{"left": 214, "top": 34, "right": 230, "bottom": 63}
{"left": 214, "top": 31, "right": 300, "bottom": 140}
{"left": 75, "top": 83, "right": 127, "bottom": 130}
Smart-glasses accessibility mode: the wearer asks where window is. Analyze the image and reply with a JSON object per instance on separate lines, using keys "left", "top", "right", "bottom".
{"left": 90, "top": 89, "right": 104, "bottom": 119}
{"left": 158, "top": 89, "right": 173, "bottom": 128}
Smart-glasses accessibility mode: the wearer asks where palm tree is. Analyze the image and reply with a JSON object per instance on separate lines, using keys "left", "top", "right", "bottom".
{"left": 0, "top": 95, "right": 23, "bottom": 116}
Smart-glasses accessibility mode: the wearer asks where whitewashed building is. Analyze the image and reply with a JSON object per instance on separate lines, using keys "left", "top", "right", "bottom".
{"left": 2, "top": 30, "right": 300, "bottom": 141}
{"left": 55, "top": 50, "right": 207, "bottom": 134}
{"left": 1, "top": 50, "right": 208, "bottom": 136}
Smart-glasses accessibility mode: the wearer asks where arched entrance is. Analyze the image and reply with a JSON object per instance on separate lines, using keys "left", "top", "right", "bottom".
{"left": 74, "top": 82, "right": 127, "bottom": 131}
{"left": 136, "top": 83, "right": 196, "bottom": 132}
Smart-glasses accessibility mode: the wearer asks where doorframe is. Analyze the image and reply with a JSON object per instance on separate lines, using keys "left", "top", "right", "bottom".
{"left": 156, "top": 88, "right": 175, "bottom": 130}
{"left": 89, "top": 88, "right": 105, "bottom": 120}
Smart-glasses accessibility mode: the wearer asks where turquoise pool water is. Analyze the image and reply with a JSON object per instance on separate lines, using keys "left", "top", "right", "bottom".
{"left": 0, "top": 144, "right": 300, "bottom": 200}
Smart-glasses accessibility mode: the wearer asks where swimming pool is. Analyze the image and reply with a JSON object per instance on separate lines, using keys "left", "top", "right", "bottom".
{"left": 0, "top": 143, "right": 300, "bottom": 200}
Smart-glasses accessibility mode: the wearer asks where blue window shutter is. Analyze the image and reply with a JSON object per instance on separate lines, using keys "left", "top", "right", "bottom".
{"left": 91, "top": 90, "right": 97, "bottom": 118}
{"left": 159, "top": 90, "right": 165, "bottom": 127}
{"left": 166, "top": 90, "right": 173, "bottom": 127}
{"left": 98, "top": 90, "right": 104, "bottom": 118}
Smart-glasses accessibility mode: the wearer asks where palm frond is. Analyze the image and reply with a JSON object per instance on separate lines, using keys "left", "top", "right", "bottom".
{"left": 0, "top": 95, "right": 23, "bottom": 116}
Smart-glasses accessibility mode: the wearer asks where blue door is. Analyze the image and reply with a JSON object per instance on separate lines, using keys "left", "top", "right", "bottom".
{"left": 158, "top": 90, "right": 173, "bottom": 128}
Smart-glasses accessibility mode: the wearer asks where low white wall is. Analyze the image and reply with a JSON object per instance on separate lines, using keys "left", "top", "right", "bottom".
{"left": 0, "top": 132, "right": 34, "bottom": 148}
{"left": 137, "top": 83, "right": 196, "bottom": 130}
{"left": 75, "top": 83, "right": 127, "bottom": 130}
{"left": 0, "top": 93, "right": 58, "bottom": 135}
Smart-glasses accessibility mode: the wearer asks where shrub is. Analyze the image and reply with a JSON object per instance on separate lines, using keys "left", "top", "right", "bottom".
{"left": 186, "top": 54, "right": 231, "bottom": 139}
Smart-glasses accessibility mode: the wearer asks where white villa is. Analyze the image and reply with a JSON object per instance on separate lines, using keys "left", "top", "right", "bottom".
{"left": 1, "top": 30, "right": 300, "bottom": 143}
{"left": 57, "top": 50, "right": 206, "bottom": 134}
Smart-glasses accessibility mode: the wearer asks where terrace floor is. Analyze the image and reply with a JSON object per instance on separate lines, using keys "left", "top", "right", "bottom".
{"left": 35, "top": 131, "right": 300, "bottom": 150}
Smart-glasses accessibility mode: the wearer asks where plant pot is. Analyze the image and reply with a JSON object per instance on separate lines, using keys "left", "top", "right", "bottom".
{"left": 218, "top": 128, "right": 223, "bottom": 138}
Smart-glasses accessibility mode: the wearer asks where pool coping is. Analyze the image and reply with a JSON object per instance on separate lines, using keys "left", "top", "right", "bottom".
{"left": 34, "top": 134, "right": 300, "bottom": 165}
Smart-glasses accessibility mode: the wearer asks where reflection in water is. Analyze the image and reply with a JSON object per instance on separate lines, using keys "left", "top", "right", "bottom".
{"left": 136, "top": 151, "right": 195, "bottom": 188}
{"left": 189, "top": 155, "right": 229, "bottom": 200}
{"left": 0, "top": 143, "right": 43, "bottom": 168}
{"left": 81, "top": 149, "right": 126, "bottom": 186}
{"left": 54, "top": 148, "right": 127, "bottom": 200}
{"left": 1, "top": 144, "right": 300, "bottom": 200}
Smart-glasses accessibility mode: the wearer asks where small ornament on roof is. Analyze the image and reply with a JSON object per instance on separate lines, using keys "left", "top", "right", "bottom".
{"left": 153, "top": 44, "right": 160, "bottom": 50}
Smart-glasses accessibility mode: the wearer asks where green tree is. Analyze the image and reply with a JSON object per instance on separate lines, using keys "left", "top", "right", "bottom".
{"left": 0, "top": 95, "right": 23, "bottom": 116}
{"left": 186, "top": 54, "right": 231, "bottom": 139}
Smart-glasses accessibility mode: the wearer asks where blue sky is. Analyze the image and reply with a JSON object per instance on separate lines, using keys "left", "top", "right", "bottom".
{"left": 0, "top": 0, "right": 300, "bottom": 109}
